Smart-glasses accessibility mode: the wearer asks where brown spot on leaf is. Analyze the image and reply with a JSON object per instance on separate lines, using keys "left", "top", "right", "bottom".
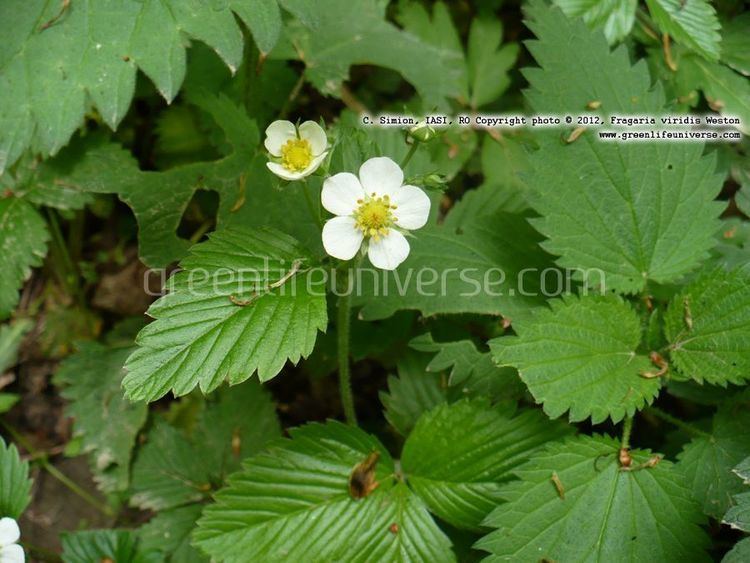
{"left": 348, "top": 451, "right": 380, "bottom": 499}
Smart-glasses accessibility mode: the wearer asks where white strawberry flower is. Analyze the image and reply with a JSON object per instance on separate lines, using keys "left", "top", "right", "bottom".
{"left": 264, "top": 120, "right": 328, "bottom": 181}
{"left": 321, "top": 157, "right": 431, "bottom": 270}
{"left": 0, "top": 518, "right": 24, "bottom": 563}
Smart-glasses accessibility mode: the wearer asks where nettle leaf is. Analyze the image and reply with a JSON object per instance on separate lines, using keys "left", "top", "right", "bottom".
{"left": 54, "top": 342, "right": 148, "bottom": 492}
{"left": 681, "top": 55, "right": 750, "bottom": 135}
{"left": 194, "top": 421, "right": 455, "bottom": 562}
{"left": 54, "top": 94, "right": 257, "bottom": 267}
{"left": 477, "top": 435, "right": 710, "bottom": 562}
{"left": 678, "top": 404, "right": 750, "bottom": 519}
{"left": 723, "top": 456, "right": 750, "bottom": 532}
{"left": 353, "top": 211, "right": 559, "bottom": 323}
{"left": 0, "top": 437, "right": 32, "bottom": 518}
{"left": 139, "top": 504, "right": 207, "bottom": 563}
{"left": 61, "top": 529, "right": 160, "bottom": 563}
{"left": 553, "top": 0, "right": 637, "bottom": 44}
{"left": 401, "top": 400, "right": 572, "bottom": 531}
{"left": 282, "top": 0, "right": 464, "bottom": 109}
{"left": 0, "top": 197, "right": 49, "bottom": 319}
{"left": 0, "top": 0, "right": 284, "bottom": 172}
{"left": 410, "top": 333, "right": 526, "bottom": 400}
{"left": 380, "top": 351, "right": 447, "bottom": 437}
{"left": 122, "top": 228, "right": 327, "bottom": 402}
{"left": 130, "top": 381, "right": 280, "bottom": 511}
{"left": 645, "top": 0, "right": 721, "bottom": 61}
{"left": 721, "top": 14, "right": 750, "bottom": 76}
{"left": 491, "top": 295, "right": 658, "bottom": 424}
{"left": 466, "top": 18, "right": 519, "bottom": 109}
{"left": 524, "top": 2, "right": 724, "bottom": 294}
{"left": 664, "top": 267, "right": 750, "bottom": 386}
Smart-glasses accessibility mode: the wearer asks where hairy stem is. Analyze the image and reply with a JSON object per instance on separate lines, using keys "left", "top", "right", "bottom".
{"left": 621, "top": 415, "right": 634, "bottom": 450}
{"left": 336, "top": 267, "right": 358, "bottom": 425}
{"left": 400, "top": 142, "right": 419, "bottom": 169}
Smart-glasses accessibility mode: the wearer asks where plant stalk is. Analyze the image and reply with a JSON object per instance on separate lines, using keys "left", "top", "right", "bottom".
{"left": 400, "top": 142, "right": 419, "bottom": 169}
{"left": 621, "top": 415, "right": 634, "bottom": 450}
{"left": 302, "top": 180, "right": 323, "bottom": 231}
{"left": 336, "top": 267, "right": 357, "bottom": 425}
{"left": 645, "top": 406, "right": 712, "bottom": 439}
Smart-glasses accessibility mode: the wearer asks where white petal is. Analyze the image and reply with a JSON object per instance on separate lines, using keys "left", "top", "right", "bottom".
{"left": 266, "top": 152, "right": 327, "bottom": 182}
{"left": 392, "top": 184, "right": 431, "bottom": 230}
{"left": 298, "top": 121, "right": 327, "bottom": 156}
{"left": 0, "top": 519, "right": 19, "bottom": 546}
{"left": 321, "top": 173, "right": 364, "bottom": 216}
{"left": 367, "top": 230, "right": 410, "bottom": 270}
{"left": 359, "top": 157, "right": 404, "bottom": 197}
{"left": 0, "top": 544, "right": 24, "bottom": 563}
{"left": 264, "top": 120, "right": 297, "bottom": 156}
{"left": 322, "top": 216, "right": 364, "bottom": 260}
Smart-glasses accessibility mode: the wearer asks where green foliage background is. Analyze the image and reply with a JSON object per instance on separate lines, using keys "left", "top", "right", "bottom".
{"left": 0, "top": 0, "right": 749, "bottom": 561}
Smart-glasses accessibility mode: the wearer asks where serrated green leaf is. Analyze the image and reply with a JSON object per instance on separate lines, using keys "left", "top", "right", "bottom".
{"left": 401, "top": 400, "right": 572, "bottom": 531}
{"left": 724, "top": 492, "right": 750, "bottom": 533}
{"left": 194, "top": 420, "right": 455, "bottom": 562}
{"left": 645, "top": 0, "right": 721, "bottom": 61}
{"left": 130, "top": 381, "right": 280, "bottom": 510}
{"left": 54, "top": 342, "right": 148, "bottom": 492}
{"left": 0, "top": 319, "right": 32, "bottom": 373}
{"left": 553, "top": 0, "right": 637, "bottom": 43}
{"left": 710, "top": 219, "right": 750, "bottom": 272}
{"left": 410, "top": 333, "right": 525, "bottom": 400}
{"left": 61, "top": 529, "right": 162, "bottom": 563}
{"left": 664, "top": 268, "right": 750, "bottom": 386}
{"left": 738, "top": 187, "right": 750, "bottom": 217}
{"left": 721, "top": 14, "right": 750, "bottom": 77}
{"left": 466, "top": 18, "right": 518, "bottom": 108}
{"left": 0, "top": 197, "right": 48, "bottom": 319}
{"left": 353, "top": 211, "right": 558, "bottom": 322}
{"left": 682, "top": 56, "right": 750, "bottom": 135}
{"left": 724, "top": 538, "right": 750, "bottom": 563}
{"left": 282, "top": 0, "right": 463, "bottom": 109}
{"left": 523, "top": 3, "right": 724, "bottom": 293}
{"left": 477, "top": 434, "right": 710, "bottom": 562}
{"left": 0, "top": 149, "right": 93, "bottom": 211}
{"left": 123, "top": 228, "right": 327, "bottom": 401}
{"left": 53, "top": 94, "right": 258, "bottom": 267}
{"left": 0, "top": 437, "right": 32, "bottom": 518}
{"left": 139, "top": 504, "right": 207, "bottom": 563}
{"left": 0, "top": 0, "right": 281, "bottom": 172}
{"left": 678, "top": 404, "right": 750, "bottom": 519}
{"left": 380, "top": 351, "right": 447, "bottom": 436}
{"left": 491, "top": 295, "right": 659, "bottom": 423}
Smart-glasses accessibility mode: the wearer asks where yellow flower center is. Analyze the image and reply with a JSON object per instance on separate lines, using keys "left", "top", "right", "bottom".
{"left": 354, "top": 193, "right": 397, "bottom": 240}
{"left": 280, "top": 138, "right": 313, "bottom": 172}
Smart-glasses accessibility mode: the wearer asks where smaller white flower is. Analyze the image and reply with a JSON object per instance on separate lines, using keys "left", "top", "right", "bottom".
{"left": 321, "top": 157, "right": 431, "bottom": 270}
{"left": 0, "top": 518, "right": 24, "bottom": 563}
{"left": 265, "top": 120, "right": 328, "bottom": 181}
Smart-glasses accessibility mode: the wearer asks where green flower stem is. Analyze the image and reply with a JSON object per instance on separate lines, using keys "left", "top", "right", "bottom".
{"left": 645, "top": 406, "right": 712, "bottom": 439}
{"left": 336, "top": 265, "right": 358, "bottom": 426}
{"left": 621, "top": 415, "right": 634, "bottom": 449}
{"left": 400, "top": 142, "right": 419, "bottom": 169}
{"left": 302, "top": 180, "right": 323, "bottom": 231}
{"left": 0, "top": 420, "right": 114, "bottom": 517}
